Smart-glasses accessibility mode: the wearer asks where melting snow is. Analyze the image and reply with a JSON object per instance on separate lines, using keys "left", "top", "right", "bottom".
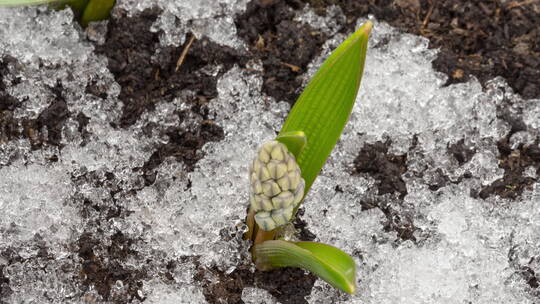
{"left": 0, "top": 2, "right": 539, "bottom": 304}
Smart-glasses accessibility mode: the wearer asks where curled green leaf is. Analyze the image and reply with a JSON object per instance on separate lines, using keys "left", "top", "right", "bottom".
{"left": 275, "top": 131, "right": 307, "bottom": 158}
{"left": 255, "top": 240, "right": 356, "bottom": 294}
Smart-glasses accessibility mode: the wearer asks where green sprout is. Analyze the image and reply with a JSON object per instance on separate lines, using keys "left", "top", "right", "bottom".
{"left": 245, "top": 21, "right": 372, "bottom": 295}
{"left": 0, "top": 0, "right": 115, "bottom": 26}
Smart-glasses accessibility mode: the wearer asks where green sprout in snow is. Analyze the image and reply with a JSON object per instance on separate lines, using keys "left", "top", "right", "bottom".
{"left": 0, "top": 0, "right": 115, "bottom": 26}
{"left": 245, "top": 21, "right": 373, "bottom": 295}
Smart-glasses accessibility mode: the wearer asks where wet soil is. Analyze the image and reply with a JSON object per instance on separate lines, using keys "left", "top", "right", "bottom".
{"left": 0, "top": 57, "right": 19, "bottom": 113}
{"left": 0, "top": 265, "right": 9, "bottom": 303}
{"left": 353, "top": 140, "right": 417, "bottom": 241}
{"left": 474, "top": 136, "right": 540, "bottom": 199}
{"left": 236, "top": 0, "right": 328, "bottom": 104}
{"left": 196, "top": 265, "right": 317, "bottom": 304}
{"left": 77, "top": 232, "right": 146, "bottom": 302}
{"left": 354, "top": 141, "right": 408, "bottom": 199}
{"left": 476, "top": 87, "right": 540, "bottom": 199}
{"left": 196, "top": 208, "right": 318, "bottom": 304}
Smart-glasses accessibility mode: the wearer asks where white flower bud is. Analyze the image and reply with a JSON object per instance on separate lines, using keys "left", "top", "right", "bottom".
{"left": 249, "top": 141, "right": 305, "bottom": 231}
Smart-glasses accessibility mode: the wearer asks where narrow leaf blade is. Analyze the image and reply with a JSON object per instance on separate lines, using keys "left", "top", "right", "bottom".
{"left": 279, "top": 22, "right": 372, "bottom": 194}
{"left": 255, "top": 240, "right": 356, "bottom": 294}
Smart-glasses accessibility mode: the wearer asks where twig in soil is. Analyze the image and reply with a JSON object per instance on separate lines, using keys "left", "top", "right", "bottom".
{"left": 176, "top": 34, "right": 196, "bottom": 72}
{"left": 422, "top": 1, "right": 435, "bottom": 29}
{"left": 506, "top": 0, "right": 540, "bottom": 10}
{"left": 280, "top": 62, "right": 301, "bottom": 73}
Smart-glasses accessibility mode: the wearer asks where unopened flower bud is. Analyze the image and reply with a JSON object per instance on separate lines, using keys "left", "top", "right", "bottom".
{"left": 249, "top": 140, "right": 305, "bottom": 231}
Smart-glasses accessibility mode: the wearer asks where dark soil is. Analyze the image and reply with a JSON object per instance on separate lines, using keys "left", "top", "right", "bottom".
{"left": 294, "top": 208, "right": 317, "bottom": 241}
{"left": 0, "top": 57, "right": 20, "bottom": 147}
{"left": 353, "top": 140, "right": 417, "bottom": 241}
{"left": 71, "top": 168, "right": 147, "bottom": 301}
{"left": 196, "top": 210, "right": 318, "bottom": 304}
{"left": 448, "top": 139, "right": 477, "bottom": 166}
{"left": 236, "top": 0, "right": 329, "bottom": 104}
{"left": 95, "top": 9, "right": 246, "bottom": 128}
{"left": 508, "top": 244, "right": 540, "bottom": 293}
{"left": 0, "top": 57, "right": 19, "bottom": 114}
{"left": 196, "top": 265, "right": 317, "bottom": 304}
{"left": 354, "top": 141, "right": 408, "bottom": 198}
{"left": 474, "top": 136, "right": 540, "bottom": 199}
{"left": 0, "top": 265, "right": 10, "bottom": 303}
{"left": 77, "top": 232, "right": 146, "bottom": 302}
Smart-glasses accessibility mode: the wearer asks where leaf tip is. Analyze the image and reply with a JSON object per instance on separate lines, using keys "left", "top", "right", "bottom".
{"left": 345, "top": 282, "right": 356, "bottom": 294}
{"left": 361, "top": 20, "right": 373, "bottom": 36}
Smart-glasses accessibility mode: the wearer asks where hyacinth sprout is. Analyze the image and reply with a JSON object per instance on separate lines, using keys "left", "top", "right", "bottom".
{"left": 249, "top": 140, "right": 305, "bottom": 231}
{"left": 245, "top": 21, "right": 373, "bottom": 295}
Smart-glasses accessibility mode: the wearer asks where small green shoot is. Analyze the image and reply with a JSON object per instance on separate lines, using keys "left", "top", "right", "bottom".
{"left": 246, "top": 21, "right": 372, "bottom": 295}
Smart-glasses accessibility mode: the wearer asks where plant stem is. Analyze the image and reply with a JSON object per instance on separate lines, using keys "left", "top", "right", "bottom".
{"left": 245, "top": 207, "right": 276, "bottom": 245}
{"left": 244, "top": 208, "right": 256, "bottom": 241}
{"left": 254, "top": 228, "right": 276, "bottom": 245}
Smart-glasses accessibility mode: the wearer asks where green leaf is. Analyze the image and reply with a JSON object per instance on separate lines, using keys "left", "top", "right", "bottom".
{"left": 255, "top": 240, "right": 356, "bottom": 294}
{"left": 275, "top": 130, "right": 307, "bottom": 158}
{"left": 80, "top": 0, "right": 115, "bottom": 26}
{"left": 279, "top": 22, "right": 372, "bottom": 195}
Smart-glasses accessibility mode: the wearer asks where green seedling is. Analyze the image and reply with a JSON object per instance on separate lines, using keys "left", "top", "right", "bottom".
{"left": 246, "top": 21, "right": 372, "bottom": 295}
{"left": 0, "top": 0, "right": 115, "bottom": 26}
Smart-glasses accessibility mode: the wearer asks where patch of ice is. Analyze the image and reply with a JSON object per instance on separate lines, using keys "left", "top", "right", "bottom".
{"left": 0, "top": 7, "right": 90, "bottom": 66}
{"left": 0, "top": 163, "right": 79, "bottom": 256}
{"left": 116, "top": 0, "right": 247, "bottom": 48}
{"left": 242, "top": 287, "right": 279, "bottom": 304}
{"left": 142, "top": 279, "right": 206, "bottom": 304}
{"left": 295, "top": 4, "right": 346, "bottom": 36}
{"left": 2, "top": 258, "right": 81, "bottom": 303}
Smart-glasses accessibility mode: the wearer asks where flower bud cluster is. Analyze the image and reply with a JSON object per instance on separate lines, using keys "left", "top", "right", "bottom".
{"left": 249, "top": 141, "right": 305, "bottom": 231}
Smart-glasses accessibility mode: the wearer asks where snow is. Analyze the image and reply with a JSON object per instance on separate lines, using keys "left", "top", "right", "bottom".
{"left": 0, "top": 1, "right": 539, "bottom": 304}
{"left": 242, "top": 287, "right": 279, "bottom": 304}
{"left": 115, "top": 0, "right": 247, "bottom": 48}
